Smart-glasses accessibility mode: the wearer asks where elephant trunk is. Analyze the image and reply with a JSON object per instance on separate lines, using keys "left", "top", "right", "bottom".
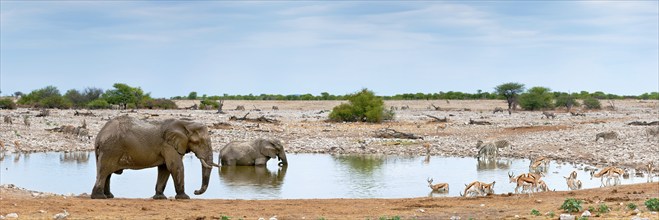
{"left": 194, "top": 154, "right": 216, "bottom": 195}
{"left": 278, "top": 152, "right": 288, "bottom": 166}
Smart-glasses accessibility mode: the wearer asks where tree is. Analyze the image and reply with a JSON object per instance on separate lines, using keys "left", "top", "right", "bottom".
{"left": 495, "top": 82, "right": 525, "bottom": 110}
{"left": 187, "top": 91, "right": 198, "bottom": 100}
{"left": 18, "top": 85, "right": 71, "bottom": 108}
{"left": 102, "top": 83, "right": 150, "bottom": 109}
{"left": 328, "top": 89, "right": 392, "bottom": 123}
{"left": 519, "top": 87, "right": 554, "bottom": 110}
{"left": 555, "top": 93, "right": 579, "bottom": 111}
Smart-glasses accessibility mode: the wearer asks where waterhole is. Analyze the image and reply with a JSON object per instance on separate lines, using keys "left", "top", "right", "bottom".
{"left": 0, "top": 152, "right": 651, "bottom": 199}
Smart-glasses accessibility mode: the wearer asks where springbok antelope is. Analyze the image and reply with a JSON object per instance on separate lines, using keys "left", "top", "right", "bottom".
{"left": 508, "top": 172, "right": 542, "bottom": 195}
{"left": 529, "top": 156, "right": 550, "bottom": 172}
{"left": 648, "top": 162, "right": 655, "bottom": 182}
{"left": 590, "top": 166, "right": 624, "bottom": 187}
{"left": 564, "top": 171, "right": 581, "bottom": 190}
{"left": 427, "top": 178, "right": 449, "bottom": 192}
{"left": 460, "top": 181, "right": 495, "bottom": 197}
{"left": 525, "top": 179, "right": 550, "bottom": 192}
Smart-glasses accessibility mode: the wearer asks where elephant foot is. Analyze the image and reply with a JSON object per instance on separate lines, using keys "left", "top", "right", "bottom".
{"left": 175, "top": 194, "right": 190, "bottom": 199}
{"left": 104, "top": 192, "right": 114, "bottom": 199}
{"left": 90, "top": 193, "right": 108, "bottom": 199}
{"left": 152, "top": 194, "right": 167, "bottom": 200}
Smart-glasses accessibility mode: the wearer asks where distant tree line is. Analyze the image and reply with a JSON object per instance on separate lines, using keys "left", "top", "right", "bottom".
{"left": 1, "top": 82, "right": 657, "bottom": 110}
{"left": 7, "top": 83, "right": 177, "bottom": 110}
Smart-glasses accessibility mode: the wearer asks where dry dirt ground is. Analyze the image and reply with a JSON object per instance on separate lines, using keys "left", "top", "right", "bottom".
{"left": 1, "top": 182, "right": 658, "bottom": 219}
{"left": 1, "top": 100, "right": 658, "bottom": 219}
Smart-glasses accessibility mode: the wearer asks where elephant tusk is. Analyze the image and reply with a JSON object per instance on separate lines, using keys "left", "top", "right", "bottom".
{"left": 199, "top": 158, "right": 221, "bottom": 168}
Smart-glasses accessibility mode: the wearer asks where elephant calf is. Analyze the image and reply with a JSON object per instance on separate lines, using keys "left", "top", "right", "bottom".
{"left": 220, "top": 138, "right": 288, "bottom": 166}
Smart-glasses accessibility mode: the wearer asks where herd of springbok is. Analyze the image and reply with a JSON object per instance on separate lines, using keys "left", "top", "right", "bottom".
{"left": 427, "top": 141, "right": 655, "bottom": 197}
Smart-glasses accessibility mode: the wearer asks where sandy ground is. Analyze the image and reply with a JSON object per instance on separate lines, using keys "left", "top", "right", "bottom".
{"left": 1, "top": 100, "right": 658, "bottom": 219}
{"left": 1, "top": 183, "right": 658, "bottom": 219}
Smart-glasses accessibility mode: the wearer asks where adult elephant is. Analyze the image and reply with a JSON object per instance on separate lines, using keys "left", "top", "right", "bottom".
{"left": 91, "top": 115, "right": 219, "bottom": 200}
{"left": 219, "top": 138, "right": 288, "bottom": 166}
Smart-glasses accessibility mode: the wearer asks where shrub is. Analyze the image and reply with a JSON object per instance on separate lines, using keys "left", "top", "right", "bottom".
{"left": 560, "top": 198, "right": 583, "bottom": 213}
{"left": 39, "top": 96, "right": 72, "bottom": 109}
{"left": 555, "top": 94, "right": 580, "bottom": 110}
{"left": 87, "top": 99, "right": 110, "bottom": 109}
{"left": 531, "top": 209, "right": 541, "bottom": 216}
{"left": 200, "top": 99, "right": 220, "bottom": 109}
{"left": 0, "top": 98, "right": 17, "bottom": 109}
{"left": 597, "top": 204, "right": 610, "bottom": 213}
{"left": 627, "top": 203, "right": 637, "bottom": 210}
{"left": 646, "top": 198, "right": 659, "bottom": 211}
{"left": 329, "top": 89, "right": 392, "bottom": 123}
{"left": 583, "top": 97, "right": 601, "bottom": 109}
{"left": 143, "top": 99, "right": 177, "bottom": 109}
{"left": 519, "top": 87, "right": 554, "bottom": 110}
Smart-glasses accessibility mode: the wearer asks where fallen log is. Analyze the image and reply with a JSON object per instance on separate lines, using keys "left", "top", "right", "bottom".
{"left": 627, "top": 121, "right": 659, "bottom": 126}
{"left": 469, "top": 118, "right": 492, "bottom": 125}
{"left": 374, "top": 128, "right": 422, "bottom": 139}
{"left": 426, "top": 115, "right": 448, "bottom": 122}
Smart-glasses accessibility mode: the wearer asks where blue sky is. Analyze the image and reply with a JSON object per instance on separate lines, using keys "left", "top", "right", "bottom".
{"left": 1, "top": 1, "right": 657, "bottom": 98}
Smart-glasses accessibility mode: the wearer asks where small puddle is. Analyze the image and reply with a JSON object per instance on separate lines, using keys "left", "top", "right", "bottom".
{"left": 0, "top": 152, "right": 652, "bottom": 199}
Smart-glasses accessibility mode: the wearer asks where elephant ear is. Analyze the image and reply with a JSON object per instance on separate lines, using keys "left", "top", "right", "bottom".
{"left": 164, "top": 126, "right": 189, "bottom": 155}
{"left": 183, "top": 123, "right": 206, "bottom": 144}
{"left": 259, "top": 139, "right": 278, "bottom": 158}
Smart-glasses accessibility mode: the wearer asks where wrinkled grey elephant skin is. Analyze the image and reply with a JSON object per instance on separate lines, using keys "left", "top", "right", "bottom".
{"left": 91, "top": 115, "right": 218, "bottom": 200}
{"left": 219, "top": 138, "right": 288, "bottom": 166}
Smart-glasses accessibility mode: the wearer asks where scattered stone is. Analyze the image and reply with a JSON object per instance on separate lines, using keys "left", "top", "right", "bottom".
{"left": 559, "top": 213, "right": 575, "bottom": 220}
{"left": 631, "top": 217, "right": 649, "bottom": 220}
{"left": 581, "top": 210, "right": 591, "bottom": 217}
{"left": 417, "top": 209, "right": 425, "bottom": 213}
{"left": 269, "top": 216, "right": 277, "bottom": 220}
{"left": 53, "top": 210, "right": 69, "bottom": 220}
{"left": 450, "top": 216, "right": 461, "bottom": 220}
{"left": 5, "top": 213, "right": 17, "bottom": 219}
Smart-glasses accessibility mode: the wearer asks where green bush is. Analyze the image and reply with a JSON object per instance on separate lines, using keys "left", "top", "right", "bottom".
{"left": 555, "top": 94, "right": 580, "bottom": 109}
{"left": 560, "top": 198, "right": 583, "bottom": 213}
{"left": 200, "top": 99, "right": 220, "bottom": 109}
{"left": 646, "top": 198, "right": 659, "bottom": 211}
{"left": 328, "top": 89, "right": 392, "bottom": 123}
{"left": 597, "top": 204, "right": 610, "bottom": 213}
{"left": 583, "top": 97, "right": 601, "bottom": 109}
{"left": 530, "top": 209, "right": 541, "bottom": 216}
{"left": 519, "top": 87, "right": 554, "bottom": 110}
{"left": 39, "top": 96, "right": 72, "bottom": 109}
{"left": 143, "top": 99, "right": 177, "bottom": 109}
{"left": 87, "top": 99, "right": 110, "bottom": 109}
{"left": 0, "top": 98, "right": 17, "bottom": 109}
{"left": 627, "top": 203, "right": 637, "bottom": 210}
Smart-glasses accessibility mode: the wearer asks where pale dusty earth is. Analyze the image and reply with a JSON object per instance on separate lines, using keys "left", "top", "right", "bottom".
{"left": 1, "top": 100, "right": 658, "bottom": 219}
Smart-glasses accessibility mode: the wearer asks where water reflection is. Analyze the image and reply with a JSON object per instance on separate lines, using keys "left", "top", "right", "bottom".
{"left": 0, "top": 152, "right": 654, "bottom": 199}
{"left": 59, "top": 152, "right": 90, "bottom": 163}
{"left": 332, "top": 154, "right": 385, "bottom": 175}
{"left": 476, "top": 158, "right": 511, "bottom": 170}
{"left": 219, "top": 165, "right": 287, "bottom": 188}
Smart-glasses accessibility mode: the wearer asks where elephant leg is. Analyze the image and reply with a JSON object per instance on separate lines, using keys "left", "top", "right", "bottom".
{"left": 165, "top": 156, "right": 189, "bottom": 199}
{"left": 104, "top": 174, "right": 114, "bottom": 198}
{"left": 92, "top": 169, "right": 113, "bottom": 199}
{"left": 254, "top": 158, "right": 268, "bottom": 166}
{"left": 153, "top": 164, "right": 170, "bottom": 200}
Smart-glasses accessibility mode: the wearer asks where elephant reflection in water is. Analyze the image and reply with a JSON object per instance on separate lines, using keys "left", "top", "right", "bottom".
{"left": 219, "top": 165, "right": 287, "bottom": 187}
{"left": 477, "top": 157, "right": 511, "bottom": 170}
{"left": 59, "top": 152, "right": 90, "bottom": 163}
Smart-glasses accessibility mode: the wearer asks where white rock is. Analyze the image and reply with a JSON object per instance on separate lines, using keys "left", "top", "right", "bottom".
{"left": 581, "top": 210, "right": 591, "bottom": 217}
{"left": 53, "top": 210, "right": 69, "bottom": 220}
{"left": 559, "top": 213, "right": 574, "bottom": 220}
{"left": 5, "top": 213, "right": 17, "bottom": 219}
{"left": 269, "top": 216, "right": 277, "bottom": 220}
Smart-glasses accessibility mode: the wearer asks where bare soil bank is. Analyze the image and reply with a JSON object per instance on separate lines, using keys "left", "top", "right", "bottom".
{"left": 1, "top": 183, "right": 658, "bottom": 219}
